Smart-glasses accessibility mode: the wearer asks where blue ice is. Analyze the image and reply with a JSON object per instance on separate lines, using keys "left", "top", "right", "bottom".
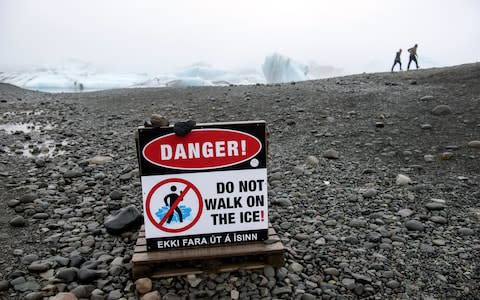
{"left": 155, "top": 204, "right": 192, "bottom": 224}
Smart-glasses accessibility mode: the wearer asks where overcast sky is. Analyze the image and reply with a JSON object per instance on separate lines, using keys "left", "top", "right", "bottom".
{"left": 1, "top": 0, "right": 479, "bottom": 74}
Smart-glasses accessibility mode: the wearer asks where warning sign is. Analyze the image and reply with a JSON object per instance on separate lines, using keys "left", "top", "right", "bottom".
{"left": 137, "top": 121, "right": 269, "bottom": 250}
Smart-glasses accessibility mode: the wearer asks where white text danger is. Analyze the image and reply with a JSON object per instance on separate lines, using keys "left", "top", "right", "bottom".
{"left": 160, "top": 140, "right": 246, "bottom": 160}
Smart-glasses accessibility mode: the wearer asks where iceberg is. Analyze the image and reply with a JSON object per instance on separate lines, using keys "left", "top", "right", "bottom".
{"left": 262, "top": 53, "right": 309, "bottom": 84}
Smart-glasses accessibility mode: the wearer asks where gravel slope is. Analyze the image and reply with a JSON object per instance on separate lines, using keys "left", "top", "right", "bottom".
{"left": 0, "top": 63, "right": 479, "bottom": 300}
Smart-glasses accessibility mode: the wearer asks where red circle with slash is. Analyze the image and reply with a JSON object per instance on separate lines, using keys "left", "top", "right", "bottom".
{"left": 145, "top": 178, "right": 203, "bottom": 233}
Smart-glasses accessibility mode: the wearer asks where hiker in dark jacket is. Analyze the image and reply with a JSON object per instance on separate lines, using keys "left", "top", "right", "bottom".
{"left": 391, "top": 49, "right": 402, "bottom": 72}
{"left": 407, "top": 44, "right": 419, "bottom": 70}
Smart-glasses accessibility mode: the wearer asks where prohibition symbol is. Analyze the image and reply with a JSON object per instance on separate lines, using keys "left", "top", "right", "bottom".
{"left": 145, "top": 178, "right": 203, "bottom": 233}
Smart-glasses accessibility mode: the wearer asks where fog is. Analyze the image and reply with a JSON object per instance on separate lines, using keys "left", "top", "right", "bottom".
{"left": 1, "top": 0, "right": 479, "bottom": 75}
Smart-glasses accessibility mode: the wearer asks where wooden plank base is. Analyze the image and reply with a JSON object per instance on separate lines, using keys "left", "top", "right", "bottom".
{"left": 131, "top": 225, "right": 285, "bottom": 279}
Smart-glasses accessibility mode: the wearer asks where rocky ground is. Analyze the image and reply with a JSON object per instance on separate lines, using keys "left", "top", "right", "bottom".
{"left": 0, "top": 63, "right": 479, "bottom": 300}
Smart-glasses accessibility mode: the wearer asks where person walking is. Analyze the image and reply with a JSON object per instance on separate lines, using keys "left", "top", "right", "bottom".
{"left": 407, "top": 44, "right": 419, "bottom": 70}
{"left": 391, "top": 48, "right": 402, "bottom": 72}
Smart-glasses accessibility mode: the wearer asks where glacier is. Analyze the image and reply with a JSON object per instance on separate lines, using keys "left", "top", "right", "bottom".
{"left": 0, "top": 54, "right": 338, "bottom": 92}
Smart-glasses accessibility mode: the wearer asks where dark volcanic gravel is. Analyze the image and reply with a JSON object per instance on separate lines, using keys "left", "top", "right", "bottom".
{"left": 0, "top": 64, "right": 479, "bottom": 299}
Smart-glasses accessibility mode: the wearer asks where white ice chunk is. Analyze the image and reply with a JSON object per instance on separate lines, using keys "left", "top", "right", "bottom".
{"left": 262, "top": 53, "right": 309, "bottom": 84}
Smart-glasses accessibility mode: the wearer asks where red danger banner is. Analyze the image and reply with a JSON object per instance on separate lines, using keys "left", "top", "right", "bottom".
{"left": 143, "top": 129, "right": 261, "bottom": 170}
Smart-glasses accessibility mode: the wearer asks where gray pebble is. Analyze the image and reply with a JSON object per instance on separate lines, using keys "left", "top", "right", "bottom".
{"left": 363, "top": 189, "right": 377, "bottom": 198}
{"left": 9, "top": 215, "right": 27, "bottom": 227}
{"left": 28, "top": 261, "right": 51, "bottom": 273}
{"left": 0, "top": 280, "right": 9, "bottom": 291}
{"left": 386, "top": 280, "right": 401, "bottom": 289}
{"left": 431, "top": 105, "right": 452, "bottom": 116}
{"left": 426, "top": 202, "right": 446, "bottom": 210}
{"left": 458, "top": 228, "right": 474, "bottom": 236}
{"left": 324, "top": 267, "right": 340, "bottom": 276}
{"left": 323, "top": 149, "right": 339, "bottom": 159}
{"left": 404, "top": 220, "right": 425, "bottom": 231}
{"left": 430, "top": 216, "right": 447, "bottom": 224}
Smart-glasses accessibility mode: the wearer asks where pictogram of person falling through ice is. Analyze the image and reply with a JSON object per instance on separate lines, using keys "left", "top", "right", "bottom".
{"left": 164, "top": 186, "right": 183, "bottom": 223}
{"left": 155, "top": 185, "right": 193, "bottom": 225}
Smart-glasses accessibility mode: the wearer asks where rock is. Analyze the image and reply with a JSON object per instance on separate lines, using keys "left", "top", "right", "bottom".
{"left": 109, "top": 190, "right": 123, "bottom": 200}
{"left": 375, "top": 122, "right": 385, "bottom": 128}
{"left": 186, "top": 274, "right": 202, "bottom": 288}
{"left": 292, "top": 165, "right": 304, "bottom": 175}
{"left": 458, "top": 228, "right": 474, "bottom": 236}
{"left": 324, "top": 219, "right": 337, "bottom": 226}
{"left": 404, "top": 220, "right": 425, "bottom": 231}
{"left": 56, "top": 268, "right": 78, "bottom": 282}
{"left": 431, "top": 105, "right": 452, "bottom": 116}
{"left": 28, "top": 261, "right": 51, "bottom": 273}
{"left": 272, "top": 286, "right": 292, "bottom": 295}
{"left": 324, "top": 267, "right": 340, "bottom": 276}
{"left": 13, "top": 280, "right": 40, "bottom": 292}
{"left": 420, "top": 244, "right": 435, "bottom": 253}
{"left": 430, "top": 216, "right": 447, "bottom": 224}
{"left": 70, "top": 255, "right": 85, "bottom": 268}
{"left": 420, "top": 95, "right": 434, "bottom": 101}
{"left": 22, "top": 254, "right": 39, "bottom": 265}
{"left": 345, "top": 236, "right": 359, "bottom": 244}
{"left": 78, "top": 268, "right": 100, "bottom": 283}
{"left": 107, "top": 289, "right": 122, "bottom": 300}
{"left": 264, "top": 266, "right": 275, "bottom": 278}
{"left": 349, "top": 218, "right": 367, "bottom": 227}
{"left": 87, "top": 156, "right": 112, "bottom": 164}
{"left": 305, "top": 155, "right": 319, "bottom": 166}
{"left": 323, "top": 149, "right": 339, "bottom": 159}
{"left": 135, "top": 277, "right": 152, "bottom": 294}
{"left": 432, "top": 239, "right": 446, "bottom": 246}
{"left": 64, "top": 168, "right": 83, "bottom": 178}
{"left": 437, "top": 151, "right": 454, "bottom": 160}
{"left": 363, "top": 188, "right": 378, "bottom": 198}
{"left": 295, "top": 233, "right": 309, "bottom": 240}
{"left": 276, "top": 198, "right": 293, "bottom": 207}
{"left": 397, "top": 208, "right": 414, "bottom": 218}
{"left": 342, "top": 278, "right": 356, "bottom": 289}
{"left": 32, "top": 213, "right": 49, "bottom": 219}
{"left": 70, "top": 285, "right": 93, "bottom": 298}
{"left": 426, "top": 202, "right": 446, "bottom": 210}
{"left": 424, "top": 154, "right": 435, "bottom": 162}
{"left": 7, "top": 199, "right": 20, "bottom": 207}
{"left": 19, "top": 193, "right": 38, "bottom": 203}
{"left": 34, "top": 159, "right": 46, "bottom": 167}
{"left": 386, "top": 280, "right": 401, "bottom": 288}
{"left": 104, "top": 205, "right": 143, "bottom": 234}
{"left": 173, "top": 120, "right": 196, "bottom": 136}
{"left": 396, "top": 174, "right": 412, "bottom": 185}
{"left": 352, "top": 273, "right": 372, "bottom": 283}
{"left": 52, "top": 293, "right": 78, "bottom": 300}
{"left": 0, "top": 280, "right": 10, "bottom": 291}
{"left": 467, "top": 140, "right": 480, "bottom": 148}
{"left": 25, "top": 292, "right": 44, "bottom": 300}
{"left": 141, "top": 291, "right": 161, "bottom": 300}
{"left": 150, "top": 114, "right": 169, "bottom": 127}
{"left": 231, "top": 289, "right": 240, "bottom": 300}
{"left": 9, "top": 215, "right": 26, "bottom": 227}
{"left": 288, "top": 262, "right": 304, "bottom": 273}
{"left": 301, "top": 294, "right": 316, "bottom": 300}
{"left": 367, "top": 232, "right": 382, "bottom": 243}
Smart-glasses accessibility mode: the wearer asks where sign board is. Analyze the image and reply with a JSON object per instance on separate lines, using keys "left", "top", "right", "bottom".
{"left": 136, "top": 121, "right": 268, "bottom": 250}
